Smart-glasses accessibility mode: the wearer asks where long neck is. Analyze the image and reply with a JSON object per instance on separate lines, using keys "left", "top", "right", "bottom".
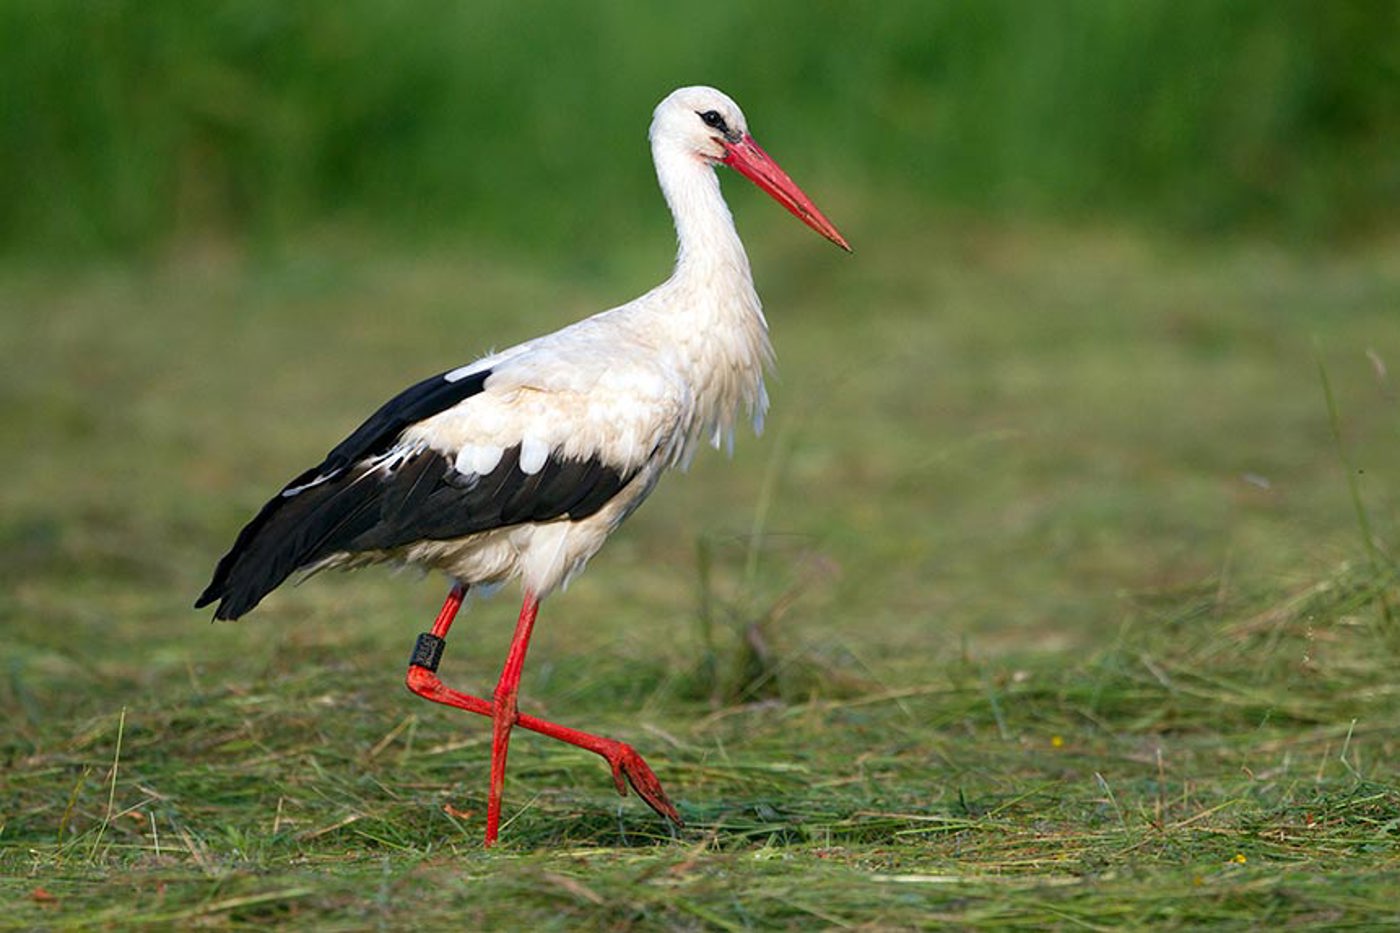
{"left": 653, "top": 145, "right": 753, "bottom": 284}
{"left": 648, "top": 142, "right": 773, "bottom": 461}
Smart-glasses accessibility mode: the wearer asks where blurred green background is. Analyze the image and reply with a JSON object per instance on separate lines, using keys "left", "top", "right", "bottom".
{"left": 4, "top": 0, "right": 1399, "bottom": 747}
{"left": 4, "top": 0, "right": 1397, "bottom": 256}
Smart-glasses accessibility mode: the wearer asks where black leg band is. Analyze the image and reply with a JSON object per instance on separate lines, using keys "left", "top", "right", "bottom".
{"left": 410, "top": 632, "right": 446, "bottom": 672}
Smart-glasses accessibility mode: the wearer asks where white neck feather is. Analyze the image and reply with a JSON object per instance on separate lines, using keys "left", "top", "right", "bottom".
{"left": 649, "top": 140, "right": 774, "bottom": 460}
{"left": 653, "top": 145, "right": 749, "bottom": 281}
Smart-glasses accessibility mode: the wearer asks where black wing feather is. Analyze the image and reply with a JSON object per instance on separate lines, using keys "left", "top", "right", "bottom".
{"left": 196, "top": 365, "right": 639, "bottom": 620}
{"left": 196, "top": 367, "right": 492, "bottom": 617}
{"left": 319, "top": 367, "right": 493, "bottom": 475}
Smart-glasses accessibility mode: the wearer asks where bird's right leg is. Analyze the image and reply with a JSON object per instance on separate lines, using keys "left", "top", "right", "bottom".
{"left": 404, "top": 584, "right": 683, "bottom": 837}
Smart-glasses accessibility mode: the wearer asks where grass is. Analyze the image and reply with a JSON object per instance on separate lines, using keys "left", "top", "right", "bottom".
{"left": 2, "top": 212, "right": 1400, "bottom": 927}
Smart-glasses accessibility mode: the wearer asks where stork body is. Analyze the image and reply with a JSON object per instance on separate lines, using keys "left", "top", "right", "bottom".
{"left": 196, "top": 86, "right": 848, "bottom": 846}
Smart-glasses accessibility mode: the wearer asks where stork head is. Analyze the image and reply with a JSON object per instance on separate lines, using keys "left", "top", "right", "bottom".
{"left": 651, "top": 86, "right": 851, "bottom": 252}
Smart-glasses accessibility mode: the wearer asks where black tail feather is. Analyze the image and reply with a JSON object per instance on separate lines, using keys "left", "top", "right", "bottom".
{"left": 197, "top": 366, "right": 498, "bottom": 620}
{"left": 195, "top": 467, "right": 387, "bottom": 620}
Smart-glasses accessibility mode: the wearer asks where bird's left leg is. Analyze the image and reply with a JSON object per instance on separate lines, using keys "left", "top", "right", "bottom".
{"left": 401, "top": 582, "right": 526, "bottom": 845}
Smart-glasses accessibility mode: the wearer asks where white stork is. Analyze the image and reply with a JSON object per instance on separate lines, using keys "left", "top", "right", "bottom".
{"left": 196, "top": 85, "right": 850, "bottom": 846}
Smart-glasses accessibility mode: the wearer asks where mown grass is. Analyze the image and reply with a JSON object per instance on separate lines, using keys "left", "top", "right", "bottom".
{"left": 2, "top": 214, "right": 1399, "bottom": 927}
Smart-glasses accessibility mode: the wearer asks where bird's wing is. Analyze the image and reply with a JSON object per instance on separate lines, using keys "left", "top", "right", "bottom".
{"left": 196, "top": 331, "right": 684, "bottom": 620}
{"left": 408, "top": 322, "right": 688, "bottom": 477}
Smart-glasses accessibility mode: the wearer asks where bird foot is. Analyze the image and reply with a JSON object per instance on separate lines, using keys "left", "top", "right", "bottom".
{"left": 605, "top": 743, "right": 683, "bottom": 827}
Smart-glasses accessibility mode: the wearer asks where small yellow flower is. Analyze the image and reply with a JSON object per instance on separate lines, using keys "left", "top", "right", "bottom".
{"left": 1232, "top": 853, "right": 1247, "bottom": 864}
{"left": 1051, "top": 735, "right": 1064, "bottom": 748}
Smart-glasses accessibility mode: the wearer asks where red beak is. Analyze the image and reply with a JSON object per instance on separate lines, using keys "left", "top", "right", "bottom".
{"left": 722, "top": 134, "right": 852, "bottom": 252}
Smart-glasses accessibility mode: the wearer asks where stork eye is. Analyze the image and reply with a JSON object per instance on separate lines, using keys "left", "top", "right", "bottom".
{"left": 697, "top": 110, "right": 728, "bottom": 132}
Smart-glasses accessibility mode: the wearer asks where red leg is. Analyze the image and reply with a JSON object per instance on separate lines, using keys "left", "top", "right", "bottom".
{"left": 429, "top": 582, "right": 467, "bottom": 639}
{"left": 404, "top": 585, "right": 682, "bottom": 846}
{"left": 483, "top": 592, "right": 539, "bottom": 845}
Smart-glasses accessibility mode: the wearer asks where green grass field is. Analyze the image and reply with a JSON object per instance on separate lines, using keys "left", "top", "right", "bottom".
{"left": 3, "top": 208, "right": 1398, "bottom": 927}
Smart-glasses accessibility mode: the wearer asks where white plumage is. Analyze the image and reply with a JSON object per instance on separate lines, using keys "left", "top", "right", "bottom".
{"left": 196, "top": 85, "right": 848, "bottom": 846}
{"left": 395, "top": 259, "right": 769, "bottom": 595}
